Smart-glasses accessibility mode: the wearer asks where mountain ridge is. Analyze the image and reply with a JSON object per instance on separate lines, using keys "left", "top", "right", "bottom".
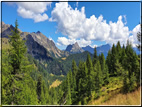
{"left": 82, "top": 44, "right": 111, "bottom": 58}
{"left": 1, "top": 22, "right": 70, "bottom": 61}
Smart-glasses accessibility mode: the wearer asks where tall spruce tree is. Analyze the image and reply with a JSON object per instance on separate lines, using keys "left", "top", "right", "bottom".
{"left": 86, "top": 54, "right": 94, "bottom": 97}
{"left": 111, "top": 44, "right": 117, "bottom": 76}
{"left": 94, "top": 60, "right": 103, "bottom": 97}
{"left": 99, "top": 53, "right": 105, "bottom": 78}
{"left": 93, "top": 47, "right": 97, "bottom": 66}
{"left": 37, "top": 75, "right": 42, "bottom": 103}
{"left": 72, "top": 59, "right": 78, "bottom": 77}
{"left": 116, "top": 41, "right": 122, "bottom": 60}
{"left": 106, "top": 50, "right": 112, "bottom": 75}
{"left": 4, "top": 20, "right": 33, "bottom": 105}
{"left": 66, "top": 71, "right": 72, "bottom": 105}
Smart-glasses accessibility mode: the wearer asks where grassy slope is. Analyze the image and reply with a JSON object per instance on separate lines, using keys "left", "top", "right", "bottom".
{"left": 49, "top": 79, "right": 62, "bottom": 88}
{"left": 101, "top": 87, "right": 140, "bottom": 105}
{"left": 88, "top": 76, "right": 141, "bottom": 105}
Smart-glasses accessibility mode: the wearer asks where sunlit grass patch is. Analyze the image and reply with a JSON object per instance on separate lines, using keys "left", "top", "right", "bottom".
{"left": 101, "top": 87, "right": 140, "bottom": 105}
{"left": 50, "top": 79, "right": 62, "bottom": 88}
{"left": 61, "top": 57, "right": 66, "bottom": 60}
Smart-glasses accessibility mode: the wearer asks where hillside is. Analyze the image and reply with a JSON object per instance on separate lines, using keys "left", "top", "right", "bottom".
{"left": 102, "top": 87, "right": 140, "bottom": 105}
{"left": 88, "top": 86, "right": 141, "bottom": 105}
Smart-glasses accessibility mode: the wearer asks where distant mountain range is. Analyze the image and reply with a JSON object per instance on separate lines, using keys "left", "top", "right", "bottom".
{"left": 82, "top": 44, "right": 111, "bottom": 58}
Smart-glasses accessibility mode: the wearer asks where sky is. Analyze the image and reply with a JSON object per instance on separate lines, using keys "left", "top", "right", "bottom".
{"left": 2, "top": 1, "right": 141, "bottom": 50}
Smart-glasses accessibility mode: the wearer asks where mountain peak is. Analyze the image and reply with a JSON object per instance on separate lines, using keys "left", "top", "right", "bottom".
{"left": 65, "top": 42, "right": 84, "bottom": 54}
{"left": 74, "top": 42, "right": 79, "bottom": 46}
{"left": 36, "top": 31, "right": 41, "bottom": 34}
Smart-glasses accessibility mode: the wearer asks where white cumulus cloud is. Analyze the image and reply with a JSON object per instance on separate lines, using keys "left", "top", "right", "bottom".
{"left": 50, "top": 2, "right": 131, "bottom": 47}
{"left": 57, "top": 37, "right": 92, "bottom": 47}
{"left": 7, "top": 2, "right": 51, "bottom": 22}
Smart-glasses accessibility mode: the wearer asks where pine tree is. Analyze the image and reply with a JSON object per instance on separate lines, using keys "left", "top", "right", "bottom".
{"left": 66, "top": 72, "right": 72, "bottom": 105}
{"left": 103, "top": 65, "right": 109, "bottom": 85}
{"left": 106, "top": 50, "right": 112, "bottom": 74}
{"left": 99, "top": 53, "right": 106, "bottom": 79}
{"left": 37, "top": 75, "right": 42, "bottom": 103}
{"left": 111, "top": 44, "right": 117, "bottom": 76}
{"left": 120, "top": 44, "right": 127, "bottom": 70}
{"left": 122, "top": 71, "right": 129, "bottom": 93}
{"left": 86, "top": 54, "right": 93, "bottom": 74}
{"left": 3, "top": 20, "right": 34, "bottom": 105}
{"left": 93, "top": 47, "right": 97, "bottom": 66}
{"left": 114, "top": 60, "right": 124, "bottom": 76}
{"left": 77, "top": 62, "right": 88, "bottom": 102}
{"left": 116, "top": 41, "right": 122, "bottom": 60}
{"left": 72, "top": 59, "right": 78, "bottom": 77}
{"left": 94, "top": 60, "right": 103, "bottom": 97}
{"left": 132, "top": 53, "right": 140, "bottom": 85}
{"left": 86, "top": 54, "right": 94, "bottom": 97}
{"left": 71, "top": 60, "right": 78, "bottom": 104}
{"left": 129, "top": 72, "right": 137, "bottom": 92}
{"left": 125, "top": 40, "right": 136, "bottom": 79}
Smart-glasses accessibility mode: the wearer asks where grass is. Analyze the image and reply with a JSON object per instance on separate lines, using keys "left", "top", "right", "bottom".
{"left": 102, "top": 87, "right": 141, "bottom": 105}
{"left": 88, "top": 76, "right": 141, "bottom": 105}
{"left": 50, "top": 79, "right": 62, "bottom": 88}
{"left": 61, "top": 57, "right": 66, "bottom": 60}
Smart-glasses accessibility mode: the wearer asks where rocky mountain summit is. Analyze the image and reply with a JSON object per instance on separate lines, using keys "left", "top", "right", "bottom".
{"left": 65, "top": 42, "right": 84, "bottom": 54}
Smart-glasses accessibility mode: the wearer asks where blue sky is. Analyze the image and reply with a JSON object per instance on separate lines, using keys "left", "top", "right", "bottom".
{"left": 2, "top": 2, "right": 141, "bottom": 50}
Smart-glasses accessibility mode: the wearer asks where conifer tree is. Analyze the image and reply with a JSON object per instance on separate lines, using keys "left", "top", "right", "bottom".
{"left": 66, "top": 72, "right": 72, "bottom": 105}
{"left": 114, "top": 60, "right": 124, "bottom": 76}
{"left": 111, "top": 44, "right": 117, "bottom": 76}
{"left": 129, "top": 72, "right": 137, "bottom": 92}
{"left": 120, "top": 44, "right": 127, "bottom": 70}
{"left": 106, "top": 50, "right": 112, "bottom": 74}
{"left": 99, "top": 53, "right": 105, "bottom": 78}
{"left": 132, "top": 53, "right": 140, "bottom": 85}
{"left": 86, "top": 54, "right": 94, "bottom": 97}
{"left": 93, "top": 47, "right": 97, "bottom": 66}
{"left": 103, "top": 65, "right": 109, "bottom": 85}
{"left": 37, "top": 75, "right": 42, "bottom": 103}
{"left": 125, "top": 40, "right": 136, "bottom": 79}
{"left": 94, "top": 60, "right": 103, "bottom": 96}
{"left": 77, "top": 62, "right": 88, "bottom": 101}
{"left": 72, "top": 59, "right": 78, "bottom": 77}
{"left": 3, "top": 20, "right": 33, "bottom": 105}
{"left": 122, "top": 71, "right": 129, "bottom": 93}
{"left": 116, "top": 41, "right": 122, "bottom": 60}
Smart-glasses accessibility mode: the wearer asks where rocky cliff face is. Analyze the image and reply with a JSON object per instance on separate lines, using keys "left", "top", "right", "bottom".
{"left": 65, "top": 42, "right": 84, "bottom": 54}
{"left": 1, "top": 22, "right": 69, "bottom": 61}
